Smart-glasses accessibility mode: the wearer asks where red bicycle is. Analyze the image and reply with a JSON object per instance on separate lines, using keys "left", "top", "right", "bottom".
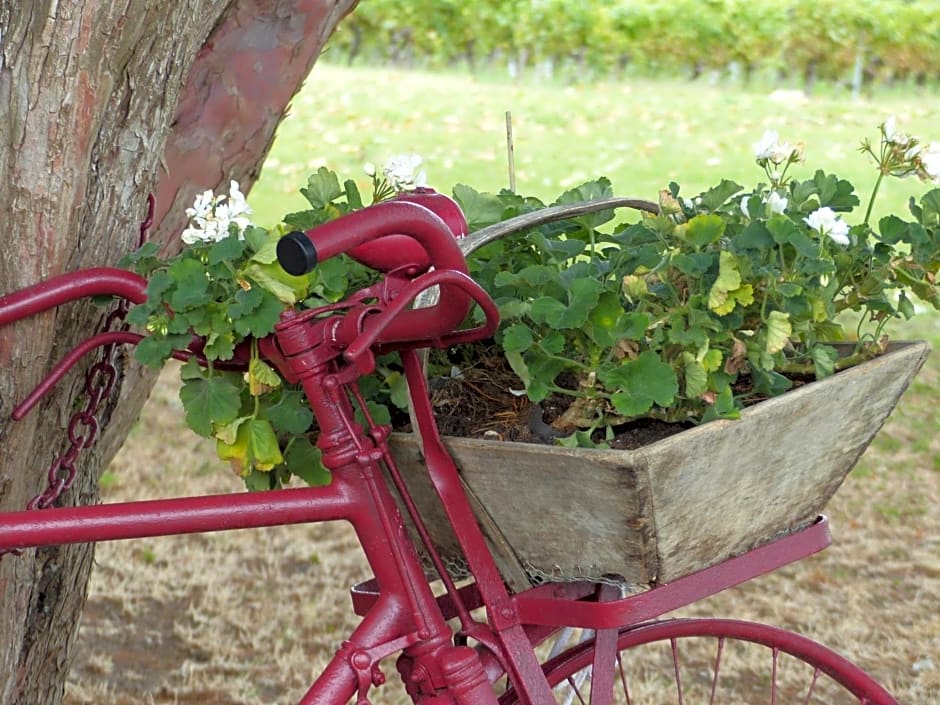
{"left": 0, "top": 194, "right": 903, "bottom": 705}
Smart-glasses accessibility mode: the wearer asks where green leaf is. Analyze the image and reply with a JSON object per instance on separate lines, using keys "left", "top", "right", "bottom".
{"left": 682, "top": 214, "right": 726, "bottom": 247}
{"left": 734, "top": 222, "right": 775, "bottom": 250}
{"left": 504, "top": 350, "right": 531, "bottom": 388}
{"left": 497, "top": 299, "right": 530, "bottom": 319}
{"left": 246, "top": 418, "right": 284, "bottom": 470}
{"left": 811, "top": 344, "right": 839, "bottom": 379}
{"left": 878, "top": 214, "right": 909, "bottom": 244}
{"left": 179, "top": 374, "right": 242, "bottom": 437}
{"left": 812, "top": 170, "right": 859, "bottom": 211}
{"left": 555, "top": 430, "right": 605, "bottom": 449}
{"left": 344, "top": 179, "right": 363, "bottom": 210}
{"left": 243, "top": 469, "right": 277, "bottom": 491}
{"left": 231, "top": 288, "right": 284, "bottom": 338}
{"left": 119, "top": 241, "right": 162, "bottom": 272}
{"left": 672, "top": 252, "right": 715, "bottom": 276}
{"left": 619, "top": 312, "right": 650, "bottom": 340}
{"left": 452, "top": 184, "right": 506, "bottom": 231}
{"left": 683, "top": 353, "right": 708, "bottom": 398}
{"left": 204, "top": 330, "right": 236, "bottom": 361}
{"left": 558, "top": 277, "right": 602, "bottom": 328}
{"left": 766, "top": 214, "right": 799, "bottom": 245}
{"left": 244, "top": 225, "right": 269, "bottom": 253}
{"left": 168, "top": 258, "right": 210, "bottom": 310}
{"left": 603, "top": 351, "right": 678, "bottom": 417}
{"left": 701, "top": 385, "right": 740, "bottom": 422}
{"left": 502, "top": 323, "right": 534, "bottom": 353}
{"left": 248, "top": 236, "right": 280, "bottom": 265}
{"left": 243, "top": 262, "right": 308, "bottom": 304}
{"left": 539, "top": 331, "right": 565, "bottom": 355}
{"left": 264, "top": 390, "right": 315, "bottom": 434}
{"left": 285, "top": 438, "right": 331, "bottom": 486}
{"left": 385, "top": 371, "right": 411, "bottom": 410}
{"left": 586, "top": 292, "right": 624, "bottom": 346}
{"left": 529, "top": 297, "right": 568, "bottom": 327}
{"left": 208, "top": 234, "right": 247, "bottom": 265}
{"left": 301, "top": 167, "right": 343, "bottom": 209}
{"left": 134, "top": 334, "right": 190, "bottom": 368}
{"left": 919, "top": 189, "right": 940, "bottom": 226}
{"left": 698, "top": 179, "right": 744, "bottom": 211}
{"left": 554, "top": 178, "right": 615, "bottom": 229}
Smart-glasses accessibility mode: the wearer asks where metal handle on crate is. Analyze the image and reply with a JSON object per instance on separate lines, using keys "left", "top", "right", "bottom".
{"left": 457, "top": 196, "right": 659, "bottom": 255}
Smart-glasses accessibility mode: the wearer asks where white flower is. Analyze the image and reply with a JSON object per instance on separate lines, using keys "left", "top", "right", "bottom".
{"left": 765, "top": 191, "right": 788, "bottom": 214}
{"left": 918, "top": 142, "right": 940, "bottom": 183}
{"left": 383, "top": 154, "right": 426, "bottom": 192}
{"left": 180, "top": 180, "right": 253, "bottom": 245}
{"left": 363, "top": 162, "right": 377, "bottom": 177}
{"left": 186, "top": 189, "right": 215, "bottom": 220}
{"left": 740, "top": 195, "right": 751, "bottom": 218}
{"left": 753, "top": 130, "right": 780, "bottom": 161}
{"left": 881, "top": 115, "right": 912, "bottom": 147}
{"left": 753, "top": 130, "right": 799, "bottom": 165}
{"left": 804, "top": 207, "right": 850, "bottom": 246}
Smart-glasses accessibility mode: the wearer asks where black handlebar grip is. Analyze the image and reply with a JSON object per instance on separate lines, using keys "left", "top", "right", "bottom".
{"left": 277, "top": 231, "right": 319, "bottom": 276}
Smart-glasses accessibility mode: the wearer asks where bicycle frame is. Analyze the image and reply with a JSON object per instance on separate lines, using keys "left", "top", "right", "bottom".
{"left": 0, "top": 196, "right": 847, "bottom": 705}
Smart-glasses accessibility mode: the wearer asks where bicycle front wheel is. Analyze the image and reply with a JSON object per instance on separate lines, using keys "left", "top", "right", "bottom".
{"left": 498, "top": 618, "right": 898, "bottom": 705}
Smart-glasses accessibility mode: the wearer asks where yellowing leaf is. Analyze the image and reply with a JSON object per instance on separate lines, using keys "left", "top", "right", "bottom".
{"left": 216, "top": 418, "right": 283, "bottom": 476}
{"left": 709, "top": 253, "right": 754, "bottom": 315}
{"left": 708, "top": 251, "right": 742, "bottom": 314}
{"left": 217, "top": 421, "right": 251, "bottom": 475}
{"left": 701, "top": 348, "right": 723, "bottom": 373}
{"left": 765, "top": 311, "right": 792, "bottom": 354}
{"left": 215, "top": 416, "right": 249, "bottom": 446}
{"left": 621, "top": 275, "right": 648, "bottom": 301}
{"left": 248, "top": 358, "right": 282, "bottom": 396}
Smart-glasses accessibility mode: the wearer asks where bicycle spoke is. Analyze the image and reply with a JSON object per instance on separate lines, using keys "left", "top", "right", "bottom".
{"left": 802, "top": 668, "right": 821, "bottom": 705}
{"left": 670, "top": 637, "right": 685, "bottom": 705}
{"left": 708, "top": 636, "right": 724, "bottom": 705}
{"left": 616, "top": 654, "right": 632, "bottom": 705}
{"left": 564, "top": 675, "right": 588, "bottom": 705}
{"left": 771, "top": 647, "right": 779, "bottom": 705}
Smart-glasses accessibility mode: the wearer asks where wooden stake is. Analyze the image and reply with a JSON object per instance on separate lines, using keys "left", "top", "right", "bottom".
{"left": 505, "top": 110, "right": 516, "bottom": 193}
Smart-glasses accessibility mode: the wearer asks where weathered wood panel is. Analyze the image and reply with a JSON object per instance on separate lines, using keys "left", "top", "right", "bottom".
{"left": 391, "top": 342, "right": 929, "bottom": 589}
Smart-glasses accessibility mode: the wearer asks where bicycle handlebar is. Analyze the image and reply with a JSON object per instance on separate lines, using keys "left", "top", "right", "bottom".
{"left": 277, "top": 198, "right": 476, "bottom": 347}
{"left": 0, "top": 268, "right": 147, "bottom": 327}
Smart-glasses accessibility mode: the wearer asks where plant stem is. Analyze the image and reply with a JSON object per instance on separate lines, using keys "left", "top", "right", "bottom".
{"left": 864, "top": 169, "right": 885, "bottom": 226}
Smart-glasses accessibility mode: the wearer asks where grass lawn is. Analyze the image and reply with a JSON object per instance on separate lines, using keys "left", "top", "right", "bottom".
{"left": 249, "top": 63, "right": 940, "bottom": 229}
{"left": 66, "top": 65, "right": 939, "bottom": 705}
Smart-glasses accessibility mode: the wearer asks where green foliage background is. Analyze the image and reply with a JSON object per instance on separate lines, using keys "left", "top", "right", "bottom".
{"left": 330, "top": 0, "right": 940, "bottom": 89}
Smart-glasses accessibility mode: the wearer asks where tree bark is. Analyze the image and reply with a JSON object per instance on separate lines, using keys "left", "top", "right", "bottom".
{"left": 0, "top": 1, "right": 356, "bottom": 703}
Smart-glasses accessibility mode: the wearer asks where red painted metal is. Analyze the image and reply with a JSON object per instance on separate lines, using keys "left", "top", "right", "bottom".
{"left": 11, "top": 331, "right": 144, "bottom": 419}
{"left": 0, "top": 267, "right": 147, "bottom": 326}
{"left": 0, "top": 195, "right": 901, "bottom": 705}
{"left": 512, "top": 517, "right": 832, "bottom": 631}
{"left": 513, "top": 619, "right": 900, "bottom": 705}
{"left": 296, "top": 200, "right": 473, "bottom": 344}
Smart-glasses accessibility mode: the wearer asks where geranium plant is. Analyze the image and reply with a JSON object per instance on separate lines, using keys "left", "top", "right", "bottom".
{"left": 457, "top": 121, "right": 940, "bottom": 443}
{"left": 123, "top": 123, "right": 940, "bottom": 485}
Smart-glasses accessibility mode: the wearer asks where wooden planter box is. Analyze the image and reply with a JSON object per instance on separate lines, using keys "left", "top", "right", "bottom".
{"left": 388, "top": 341, "right": 929, "bottom": 591}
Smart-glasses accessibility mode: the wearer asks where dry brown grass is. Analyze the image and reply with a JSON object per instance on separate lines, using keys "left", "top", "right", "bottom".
{"left": 65, "top": 351, "right": 939, "bottom": 705}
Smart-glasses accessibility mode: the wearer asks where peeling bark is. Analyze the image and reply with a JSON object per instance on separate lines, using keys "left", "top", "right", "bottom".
{"left": 0, "top": 2, "right": 355, "bottom": 703}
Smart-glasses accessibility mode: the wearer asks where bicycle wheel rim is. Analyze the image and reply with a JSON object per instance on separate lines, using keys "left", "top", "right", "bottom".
{"left": 498, "top": 618, "right": 899, "bottom": 705}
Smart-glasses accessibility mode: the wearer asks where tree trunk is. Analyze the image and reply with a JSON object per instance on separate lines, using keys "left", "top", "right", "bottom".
{"left": 0, "top": 1, "right": 356, "bottom": 703}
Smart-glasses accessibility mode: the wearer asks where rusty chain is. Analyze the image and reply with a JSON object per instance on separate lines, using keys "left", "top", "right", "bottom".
{"left": 0, "top": 196, "right": 154, "bottom": 557}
